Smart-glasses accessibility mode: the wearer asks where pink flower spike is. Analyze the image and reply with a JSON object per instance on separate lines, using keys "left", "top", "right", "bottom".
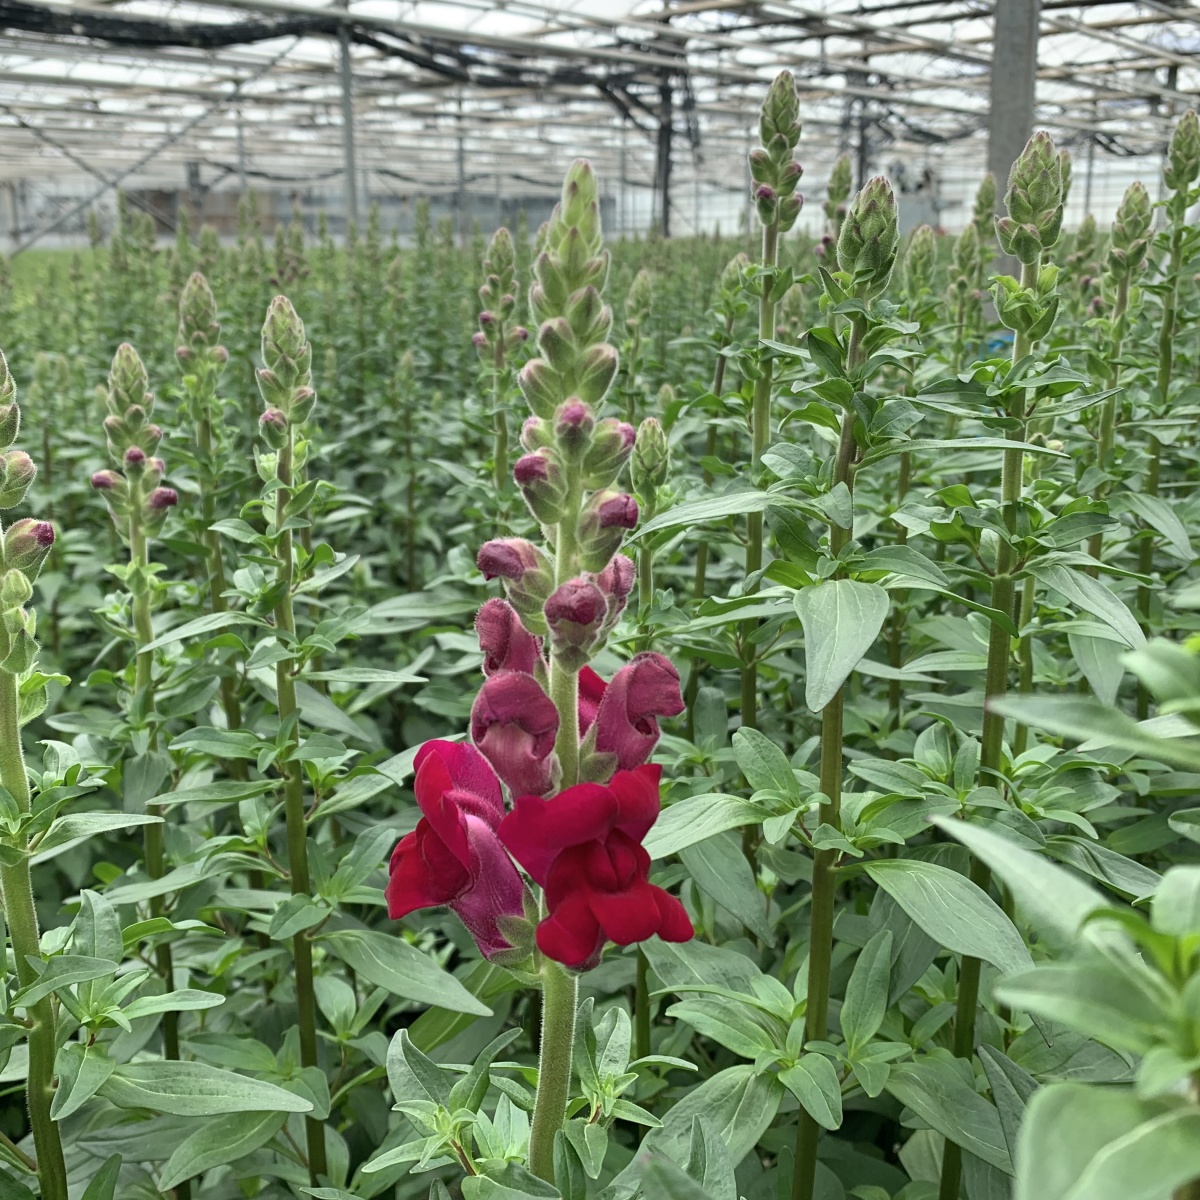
{"left": 471, "top": 670, "right": 560, "bottom": 797}
{"left": 594, "top": 652, "right": 685, "bottom": 770}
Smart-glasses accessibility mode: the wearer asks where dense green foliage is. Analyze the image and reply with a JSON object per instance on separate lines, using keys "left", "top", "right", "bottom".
{"left": 0, "top": 83, "right": 1199, "bottom": 1200}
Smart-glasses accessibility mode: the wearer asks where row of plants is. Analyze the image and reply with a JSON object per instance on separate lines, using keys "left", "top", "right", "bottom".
{"left": 0, "top": 72, "right": 1196, "bottom": 1200}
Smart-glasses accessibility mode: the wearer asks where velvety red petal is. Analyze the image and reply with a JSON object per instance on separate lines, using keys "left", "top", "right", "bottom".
{"left": 609, "top": 764, "right": 662, "bottom": 843}
{"left": 414, "top": 756, "right": 472, "bottom": 868}
{"left": 385, "top": 822, "right": 467, "bottom": 917}
{"left": 651, "top": 887, "right": 694, "bottom": 943}
{"left": 499, "top": 783, "right": 617, "bottom": 885}
{"left": 544, "top": 846, "right": 596, "bottom": 909}
{"left": 591, "top": 881, "right": 661, "bottom": 945}
{"left": 537, "top": 893, "right": 604, "bottom": 969}
{"left": 439, "top": 741, "right": 504, "bottom": 819}
{"left": 452, "top": 816, "right": 526, "bottom": 959}
{"left": 578, "top": 667, "right": 607, "bottom": 735}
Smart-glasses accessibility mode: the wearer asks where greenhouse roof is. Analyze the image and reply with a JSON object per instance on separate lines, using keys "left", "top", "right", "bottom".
{"left": 0, "top": 0, "right": 1197, "bottom": 238}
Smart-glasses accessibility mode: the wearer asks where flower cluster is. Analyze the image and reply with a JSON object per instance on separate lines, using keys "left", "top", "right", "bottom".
{"left": 91, "top": 343, "right": 178, "bottom": 537}
{"left": 388, "top": 161, "right": 691, "bottom": 972}
{"left": 0, "top": 350, "right": 52, "bottom": 676}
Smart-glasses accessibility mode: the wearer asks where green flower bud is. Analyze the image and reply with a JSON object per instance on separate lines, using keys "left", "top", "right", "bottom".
{"left": 1, "top": 569, "right": 31, "bottom": 610}
{"left": 625, "top": 269, "right": 653, "bottom": 331}
{"left": 514, "top": 450, "right": 568, "bottom": 525}
{"left": 177, "top": 272, "right": 222, "bottom": 358}
{"left": 257, "top": 295, "right": 315, "bottom": 424}
{"left": 107, "top": 343, "right": 152, "bottom": 419}
{"left": 951, "top": 224, "right": 980, "bottom": 294}
{"left": 1002, "top": 132, "right": 1065, "bottom": 256}
{"left": 1, "top": 614, "right": 36, "bottom": 676}
{"left": 720, "top": 253, "right": 748, "bottom": 296}
{"left": 3, "top": 519, "right": 53, "bottom": 580}
{"left": 1106, "top": 181, "right": 1153, "bottom": 283}
{"left": 577, "top": 491, "right": 639, "bottom": 572}
{"left": 972, "top": 173, "right": 997, "bottom": 239}
{"left": 631, "top": 417, "right": 669, "bottom": 497}
{"left": 0, "top": 451, "right": 35, "bottom": 509}
{"left": 760, "top": 71, "right": 802, "bottom": 161}
{"left": 903, "top": 225, "right": 936, "bottom": 305}
{"left": 837, "top": 176, "right": 899, "bottom": 296}
{"left": 1165, "top": 109, "right": 1200, "bottom": 193}
{"left": 751, "top": 73, "right": 804, "bottom": 230}
{"left": 581, "top": 417, "right": 635, "bottom": 489}
{"left": 825, "top": 154, "right": 854, "bottom": 227}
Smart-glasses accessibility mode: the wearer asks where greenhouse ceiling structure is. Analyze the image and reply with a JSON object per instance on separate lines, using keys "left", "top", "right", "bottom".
{"left": 0, "top": 0, "right": 1197, "bottom": 244}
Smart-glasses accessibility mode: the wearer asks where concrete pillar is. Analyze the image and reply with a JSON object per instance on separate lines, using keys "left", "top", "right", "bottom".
{"left": 987, "top": 0, "right": 1041, "bottom": 205}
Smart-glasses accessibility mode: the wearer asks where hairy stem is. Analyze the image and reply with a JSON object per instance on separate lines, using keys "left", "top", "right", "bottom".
{"left": 272, "top": 435, "right": 328, "bottom": 1184}
{"left": 741, "top": 222, "right": 780, "bottom": 732}
{"left": 528, "top": 959, "right": 579, "bottom": 1182}
{"left": 0, "top": 666, "right": 68, "bottom": 1200}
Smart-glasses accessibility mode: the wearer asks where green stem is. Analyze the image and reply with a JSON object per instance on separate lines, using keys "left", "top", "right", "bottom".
{"left": 1011, "top": 575, "right": 1036, "bottom": 758}
{"left": 528, "top": 959, "right": 579, "bottom": 1182}
{"left": 0, "top": 667, "right": 68, "bottom": 1200}
{"left": 129, "top": 517, "right": 179, "bottom": 1063}
{"left": 886, "top": 450, "right": 911, "bottom": 723}
{"left": 635, "top": 946, "right": 651, "bottom": 1061}
{"left": 692, "top": 313, "right": 734, "bottom": 608}
{"left": 1087, "top": 275, "right": 1128, "bottom": 570}
{"left": 272, "top": 435, "right": 328, "bottom": 1185}
{"left": 1137, "top": 214, "right": 1183, "bottom": 718}
{"left": 941, "top": 256, "right": 1040, "bottom": 1200}
{"left": 793, "top": 315, "right": 863, "bottom": 1200}
{"left": 741, "top": 222, "right": 780, "bottom": 732}
{"left": 492, "top": 337, "right": 509, "bottom": 500}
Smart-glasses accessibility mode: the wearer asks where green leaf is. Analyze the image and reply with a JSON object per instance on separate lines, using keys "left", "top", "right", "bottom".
{"left": 320, "top": 929, "right": 490, "bottom": 1015}
{"left": 1023, "top": 697, "right": 1200, "bottom": 768}
{"left": 34, "top": 813, "right": 163, "bottom": 861}
{"left": 886, "top": 1059, "right": 1012, "bottom": 1173}
{"left": 779, "top": 1053, "right": 843, "bottom": 1130}
{"left": 121, "top": 989, "right": 225, "bottom": 1020}
{"left": 641, "top": 1065, "right": 783, "bottom": 1168}
{"left": 1122, "top": 492, "right": 1195, "bottom": 560}
{"left": 630, "top": 491, "right": 798, "bottom": 542}
{"left": 679, "top": 833, "right": 773, "bottom": 941}
{"left": 462, "top": 1163, "right": 561, "bottom": 1198}
{"left": 80, "top": 1155, "right": 121, "bottom": 1200}
{"left": 158, "top": 1111, "right": 287, "bottom": 1191}
{"left": 1016, "top": 1083, "right": 1200, "bottom": 1200}
{"left": 644, "top": 794, "right": 769, "bottom": 860}
{"left": 732, "top": 728, "right": 800, "bottom": 797}
{"left": 12, "top": 955, "right": 116, "bottom": 1008}
{"left": 51, "top": 1041, "right": 114, "bottom": 1120}
{"left": 304, "top": 667, "right": 425, "bottom": 685}
{"left": 794, "top": 580, "right": 890, "bottom": 712}
{"left": 640, "top": 1158, "right": 724, "bottom": 1199}
{"left": 141, "top": 611, "right": 267, "bottom": 653}
{"left": 864, "top": 860, "right": 1032, "bottom": 976}
{"left": 143, "top": 780, "right": 278, "bottom": 810}
{"left": 840, "top": 930, "right": 893, "bottom": 1055}
{"left": 98, "top": 1061, "right": 314, "bottom": 1116}
{"left": 168, "top": 727, "right": 263, "bottom": 760}
{"left": 930, "top": 818, "right": 1108, "bottom": 951}
{"left": 1026, "top": 562, "right": 1145, "bottom": 650}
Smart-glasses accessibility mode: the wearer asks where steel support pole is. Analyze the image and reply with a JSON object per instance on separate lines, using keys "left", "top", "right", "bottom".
{"left": 987, "top": 0, "right": 1041, "bottom": 204}
{"left": 656, "top": 79, "right": 672, "bottom": 238}
{"left": 338, "top": 17, "right": 359, "bottom": 232}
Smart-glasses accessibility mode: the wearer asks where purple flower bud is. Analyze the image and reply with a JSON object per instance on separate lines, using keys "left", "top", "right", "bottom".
{"left": 755, "top": 185, "right": 777, "bottom": 202}
{"left": 479, "top": 311, "right": 495, "bottom": 326}
{"left": 471, "top": 670, "right": 560, "bottom": 797}
{"left": 471, "top": 331, "right": 488, "bottom": 352}
{"left": 3, "top": 518, "right": 54, "bottom": 578}
{"left": 596, "top": 493, "right": 639, "bottom": 530}
{"left": 0, "top": 451, "right": 35, "bottom": 510}
{"left": 555, "top": 399, "right": 595, "bottom": 457}
{"left": 476, "top": 597, "right": 542, "bottom": 677}
{"left": 148, "top": 487, "right": 178, "bottom": 510}
{"left": 91, "top": 470, "right": 121, "bottom": 491}
{"left": 477, "top": 538, "right": 555, "bottom": 634}
{"left": 512, "top": 326, "right": 530, "bottom": 343}
{"left": 543, "top": 577, "right": 608, "bottom": 670}
{"left": 594, "top": 652, "right": 685, "bottom": 770}
{"left": 124, "top": 446, "right": 146, "bottom": 468}
{"left": 514, "top": 450, "right": 567, "bottom": 525}
{"left": 577, "top": 491, "right": 639, "bottom": 572}
{"left": 590, "top": 552, "right": 636, "bottom": 628}
{"left": 581, "top": 417, "right": 635, "bottom": 488}
{"left": 260, "top": 407, "right": 289, "bottom": 450}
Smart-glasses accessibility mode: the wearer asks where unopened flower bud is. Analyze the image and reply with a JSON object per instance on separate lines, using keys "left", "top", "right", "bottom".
{"left": 0, "top": 404, "right": 18, "bottom": 450}
{"left": 148, "top": 487, "right": 178, "bottom": 511}
{"left": 589, "top": 552, "right": 636, "bottom": 629}
{"left": 520, "top": 416, "right": 554, "bottom": 453}
{"left": 582, "top": 417, "right": 635, "bottom": 488}
{"left": 0, "top": 451, "right": 35, "bottom": 509}
{"left": 1166, "top": 110, "right": 1200, "bottom": 192}
{"left": 554, "top": 400, "right": 595, "bottom": 457}
{"left": 544, "top": 578, "right": 608, "bottom": 670}
{"left": 575, "top": 343, "right": 619, "bottom": 406}
{"left": 577, "top": 491, "right": 639, "bottom": 572}
{"left": 837, "top": 176, "right": 899, "bottom": 295}
{"left": 514, "top": 450, "right": 567, "bottom": 525}
{"left": 477, "top": 538, "right": 555, "bottom": 633}
{"left": 476, "top": 597, "right": 541, "bottom": 676}
{"left": 632, "top": 418, "right": 669, "bottom": 497}
{"left": 259, "top": 408, "right": 289, "bottom": 450}
{"left": 3, "top": 519, "right": 53, "bottom": 579}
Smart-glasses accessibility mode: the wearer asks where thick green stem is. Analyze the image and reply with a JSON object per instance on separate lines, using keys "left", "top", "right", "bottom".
{"left": 528, "top": 960, "right": 579, "bottom": 1182}
{"left": 793, "top": 316, "right": 863, "bottom": 1200}
{"left": 941, "top": 258, "right": 1040, "bottom": 1200}
{"left": 635, "top": 946, "right": 651, "bottom": 1061}
{"left": 692, "top": 313, "right": 734, "bottom": 610}
{"left": 741, "top": 222, "right": 780, "bottom": 732}
{"left": 886, "top": 451, "right": 911, "bottom": 722}
{"left": 0, "top": 668, "right": 68, "bottom": 1200}
{"left": 272, "top": 436, "right": 328, "bottom": 1184}
{"left": 1087, "top": 276, "right": 1129, "bottom": 569}
{"left": 1137, "top": 217, "right": 1183, "bottom": 717}
{"left": 129, "top": 518, "right": 179, "bottom": 1062}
